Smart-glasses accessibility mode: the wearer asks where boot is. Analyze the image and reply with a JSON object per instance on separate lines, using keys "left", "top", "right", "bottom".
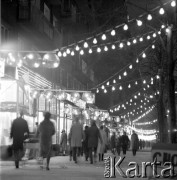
{"left": 15, "top": 161, "right": 19, "bottom": 168}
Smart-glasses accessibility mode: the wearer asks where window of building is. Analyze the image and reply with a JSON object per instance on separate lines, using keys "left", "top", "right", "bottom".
{"left": 17, "top": 0, "right": 31, "bottom": 21}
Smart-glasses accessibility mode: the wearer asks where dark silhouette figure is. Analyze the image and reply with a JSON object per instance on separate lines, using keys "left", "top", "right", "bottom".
{"left": 121, "top": 131, "right": 130, "bottom": 155}
{"left": 10, "top": 111, "right": 29, "bottom": 168}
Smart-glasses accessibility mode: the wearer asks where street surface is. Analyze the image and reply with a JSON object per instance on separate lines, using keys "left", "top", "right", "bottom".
{"left": 0, "top": 150, "right": 162, "bottom": 180}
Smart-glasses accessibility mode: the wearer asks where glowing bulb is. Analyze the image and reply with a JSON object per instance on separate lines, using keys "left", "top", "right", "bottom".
{"left": 111, "top": 29, "right": 116, "bottom": 36}
{"left": 119, "top": 43, "right": 124, "bottom": 48}
{"left": 101, "top": 85, "right": 105, "bottom": 89}
{"left": 171, "top": 1, "right": 176, "bottom": 7}
{"left": 143, "top": 80, "right": 146, "bottom": 84}
{"left": 97, "top": 47, "right": 101, "bottom": 52}
{"left": 128, "top": 84, "right": 131, "bottom": 88}
{"left": 93, "top": 38, "right": 97, "bottom": 44}
{"left": 112, "top": 86, "right": 115, "bottom": 91}
{"left": 129, "top": 64, "right": 133, "bottom": 69}
{"left": 136, "top": 59, "right": 139, "bottom": 63}
{"left": 63, "top": 52, "right": 67, "bottom": 57}
{"left": 158, "top": 31, "right": 161, "bottom": 35}
{"left": 102, "top": 34, "right": 106, "bottom": 40}
{"left": 34, "top": 62, "right": 40, "bottom": 68}
{"left": 159, "top": 8, "right": 165, "bottom": 15}
{"left": 139, "top": 37, "right": 143, "bottom": 42}
{"left": 137, "top": 20, "right": 143, "bottom": 26}
{"left": 106, "top": 81, "right": 110, "bottom": 86}
{"left": 119, "top": 86, "right": 122, "bottom": 90}
{"left": 113, "top": 79, "right": 116, "bottom": 83}
{"left": 96, "top": 89, "right": 99, "bottom": 93}
{"left": 123, "top": 24, "right": 128, "bottom": 30}
{"left": 161, "top": 24, "right": 165, "bottom": 29}
{"left": 166, "top": 28, "right": 170, "bottom": 33}
{"left": 53, "top": 62, "right": 59, "bottom": 68}
{"left": 147, "top": 35, "right": 151, "bottom": 40}
{"left": 57, "top": 51, "right": 62, "bottom": 57}
{"left": 66, "top": 48, "right": 70, "bottom": 54}
{"left": 80, "top": 49, "right": 84, "bottom": 55}
{"left": 104, "top": 46, "right": 108, "bottom": 51}
{"left": 104, "top": 89, "right": 107, "bottom": 93}
{"left": 119, "top": 75, "right": 121, "bottom": 80}
{"left": 123, "top": 71, "right": 127, "bottom": 76}
{"left": 84, "top": 41, "right": 88, "bottom": 48}
{"left": 133, "top": 39, "right": 137, "bottom": 44}
{"left": 71, "top": 51, "right": 75, "bottom": 56}
{"left": 147, "top": 14, "right": 152, "bottom": 20}
{"left": 89, "top": 48, "right": 92, "bottom": 53}
{"left": 153, "top": 33, "right": 157, "bottom": 38}
{"left": 142, "top": 53, "right": 146, "bottom": 58}
{"left": 135, "top": 81, "right": 138, "bottom": 85}
{"left": 127, "top": 41, "right": 131, "bottom": 46}
{"left": 112, "top": 44, "right": 116, "bottom": 49}
{"left": 152, "top": 45, "right": 155, "bottom": 49}
{"left": 75, "top": 45, "right": 80, "bottom": 51}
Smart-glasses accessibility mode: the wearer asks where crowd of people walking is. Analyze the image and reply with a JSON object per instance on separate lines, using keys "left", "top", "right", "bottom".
{"left": 10, "top": 111, "right": 151, "bottom": 171}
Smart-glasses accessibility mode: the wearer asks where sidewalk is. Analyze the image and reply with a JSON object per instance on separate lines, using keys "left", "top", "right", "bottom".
{"left": 0, "top": 150, "right": 175, "bottom": 180}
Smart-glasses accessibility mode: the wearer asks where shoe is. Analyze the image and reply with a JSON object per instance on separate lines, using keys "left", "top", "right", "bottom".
{"left": 15, "top": 161, "right": 19, "bottom": 169}
{"left": 46, "top": 167, "right": 50, "bottom": 171}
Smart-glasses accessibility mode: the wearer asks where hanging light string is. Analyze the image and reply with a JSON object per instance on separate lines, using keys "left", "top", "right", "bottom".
{"left": 134, "top": 119, "right": 157, "bottom": 126}
{"left": 57, "top": 0, "right": 174, "bottom": 54}
{"left": 92, "top": 39, "right": 157, "bottom": 91}
{"left": 109, "top": 76, "right": 155, "bottom": 111}
{"left": 128, "top": 125, "right": 157, "bottom": 135}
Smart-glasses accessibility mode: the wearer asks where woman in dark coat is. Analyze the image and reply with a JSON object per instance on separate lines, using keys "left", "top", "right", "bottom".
{"left": 87, "top": 120, "right": 102, "bottom": 164}
{"left": 37, "top": 112, "right": 55, "bottom": 170}
{"left": 10, "top": 111, "right": 29, "bottom": 168}
{"left": 121, "top": 131, "right": 130, "bottom": 155}
{"left": 131, "top": 131, "right": 139, "bottom": 156}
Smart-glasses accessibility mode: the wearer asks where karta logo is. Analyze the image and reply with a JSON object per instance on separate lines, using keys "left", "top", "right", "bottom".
{"left": 104, "top": 156, "right": 177, "bottom": 178}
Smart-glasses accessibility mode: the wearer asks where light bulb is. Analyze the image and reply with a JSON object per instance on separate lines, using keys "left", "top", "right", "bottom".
{"left": 128, "top": 84, "right": 131, "bottom": 88}
{"left": 63, "top": 52, "right": 67, "bottom": 57}
{"left": 139, "top": 37, "right": 143, "bottom": 42}
{"left": 147, "top": 14, "right": 152, "bottom": 20}
{"left": 119, "top": 75, "right": 121, "bottom": 80}
{"left": 53, "top": 62, "right": 59, "bottom": 68}
{"left": 93, "top": 38, "right": 97, "bottom": 44}
{"left": 57, "top": 51, "right": 62, "bottom": 57}
{"left": 66, "top": 48, "right": 71, "bottom": 54}
{"left": 119, "top": 43, "right": 124, "bottom": 48}
{"left": 129, "top": 64, "right": 133, "bottom": 69}
{"left": 75, "top": 45, "right": 80, "bottom": 51}
{"left": 113, "top": 79, "right": 116, "bottom": 83}
{"left": 84, "top": 41, "right": 88, "bottom": 48}
{"left": 112, "top": 44, "right": 116, "bottom": 49}
{"left": 147, "top": 35, "right": 151, "bottom": 40}
{"left": 89, "top": 48, "right": 92, "bottom": 53}
{"left": 104, "top": 46, "right": 108, "bottom": 51}
{"left": 123, "top": 24, "right": 128, "bottom": 30}
{"left": 101, "top": 85, "right": 105, "bottom": 89}
{"left": 159, "top": 8, "right": 165, "bottom": 15}
{"left": 96, "top": 89, "right": 99, "bottom": 93}
{"left": 161, "top": 24, "right": 165, "bottom": 29}
{"left": 97, "top": 47, "right": 101, "bottom": 52}
{"left": 123, "top": 71, "right": 127, "bottom": 76}
{"left": 171, "top": 1, "right": 176, "bottom": 7}
{"left": 152, "top": 45, "right": 155, "bottom": 49}
{"left": 102, "top": 34, "right": 106, "bottom": 40}
{"left": 104, "top": 89, "right": 107, "bottom": 93}
{"left": 111, "top": 29, "right": 116, "bottom": 36}
{"left": 137, "top": 20, "right": 143, "bottom": 26}
{"left": 136, "top": 59, "right": 139, "bottom": 63}
{"left": 71, "top": 51, "right": 75, "bottom": 56}
{"left": 80, "top": 49, "right": 84, "bottom": 55}
{"left": 106, "top": 81, "right": 110, "bottom": 86}
{"left": 153, "top": 33, "right": 157, "bottom": 38}
{"left": 135, "top": 81, "right": 138, "bottom": 85}
{"left": 119, "top": 86, "right": 122, "bottom": 90}
{"left": 142, "top": 53, "right": 146, "bottom": 58}
{"left": 143, "top": 80, "right": 146, "bottom": 84}
{"left": 112, "top": 86, "right": 115, "bottom": 91}
{"left": 127, "top": 41, "right": 131, "bottom": 46}
{"left": 34, "top": 62, "right": 40, "bottom": 68}
{"left": 133, "top": 39, "right": 137, "bottom": 44}
{"left": 166, "top": 28, "right": 170, "bottom": 33}
{"left": 158, "top": 31, "right": 161, "bottom": 35}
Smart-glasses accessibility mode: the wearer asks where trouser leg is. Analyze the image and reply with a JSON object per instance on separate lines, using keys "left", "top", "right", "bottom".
{"left": 72, "top": 147, "right": 77, "bottom": 162}
{"left": 89, "top": 148, "right": 93, "bottom": 164}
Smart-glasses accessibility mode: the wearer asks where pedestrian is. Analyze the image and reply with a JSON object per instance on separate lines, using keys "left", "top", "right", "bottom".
{"left": 36, "top": 112, "right": 55, "bottom": 170}
{"left": 10, "top": 110, "right": 29, "bottom": 169}
{"left": 69, "top": 115, "right": 83, "bottom": 163}
{"left": 116, "top": 132, "right": 121, "bottom": 156}
{"left": 110, "top": 132, "right": 116, "bottom": 155}
{"left": 83, "top": 125, "right": 89, "bottom": 161}
{"left": 121, "top": 131, "right": 130, "bottom": 155}
{"left": 131, "top": 130, "right": 139, "bottom": 156}
{"left": 60, "top": 130, "right": 67, "bottom": 156}
{"left": 97, "top": 125, "right": 107, "bottom": 161}
{"left": 87, "top": 120, "right": 102, "bottom": 164}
